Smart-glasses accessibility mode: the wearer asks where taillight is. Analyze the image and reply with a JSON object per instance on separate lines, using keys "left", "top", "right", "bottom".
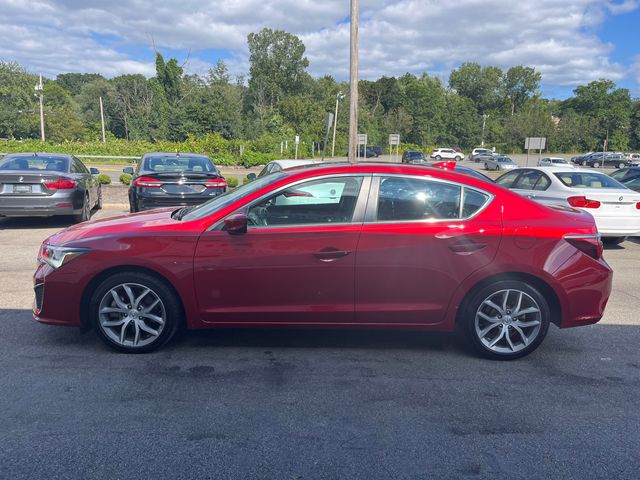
{"left": 636, "top": 202, "right": 640, "bottom": 210}
{"left": 205, "top": 178, "right": 227, "bottom": 189}
{"left": 564, "top": 234, "right": 603, "bottom": 259}
{"left": 43, "top": 178, "right": 75, "bottom": 189}
{"left": 133, "top": 176, "right": 162, "bottom": 188}
{"left": 567, "top": 196, "right": 601, "bottom": 209}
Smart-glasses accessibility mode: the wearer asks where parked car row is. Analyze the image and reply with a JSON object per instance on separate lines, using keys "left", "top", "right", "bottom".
{"left": 571, "top": 152, "right": 633, "bottom": 169}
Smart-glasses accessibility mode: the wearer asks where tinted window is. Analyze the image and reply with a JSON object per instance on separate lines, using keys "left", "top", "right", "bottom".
{"left": 378, "top": 177, "right": 461, "bottom": 221}
{"left": 462, "top": 189, "right": 490, "bottom": 217}
{"left": 610, "top": 170, "right": 627, "bottom": 180}
{"left": 248, "top": 176, "right": 363, "bottom": 227}
{"left": 71, "top": 159, "right": 89, "bottom": 174}
{"left": 0, "top": 156, "right": 69, "bottom": 172}
{"left": 513, "top": 170, "right": 542, "bottom": 190}
{"left": 534, "top": 174, "right": 551, "bottom": 191}
{"left": 495, "top": 171, "right": 521, "bottom": 188}
{"left": 554, "top": 172, "right": 626, "bottom": 189}
{"left": 142, "top": 156, "right": 216, "bottom": 174}
{"left": 622, "top": 177, "right": 640, "bottom": 189}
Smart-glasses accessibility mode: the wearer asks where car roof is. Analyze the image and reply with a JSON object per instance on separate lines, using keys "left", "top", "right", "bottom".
{"left": 141, "top": 152, "right": 212, "bottom": 159}
{"left": 513, "top": 166, "right": 603, "bottom": 173}
{"left": 2, "top": 152, "right": 74, "bottom": 159}
{"left": 271, "top": 159, "right": 319, "bottom": 168}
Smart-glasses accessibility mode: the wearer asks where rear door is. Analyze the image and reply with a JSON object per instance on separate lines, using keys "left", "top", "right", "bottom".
{"left": 354, "top": 175, "right": 502, "bottom": 325}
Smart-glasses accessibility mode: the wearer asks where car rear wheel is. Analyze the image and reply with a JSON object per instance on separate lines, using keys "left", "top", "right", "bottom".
{"left": 603, "top": 236, "right": 626, "bottom": 246}
{"left": 618, "top": 162, "right": 625, "bottom": 169}
{"left": 581, "top": 161, "right": 587, "bottom": 166}
{"left": 484, "top": 163, "right": 489, "bottom": 170}
{"left": 73, "top": 194, "right": 91, "bottom": 223}
{"left": 90, "top": 272, "right": 182, "bottom": 353}
{"left": 436, "top": 155, "right": 442, "bottom": 161}
{"left": 593, "top": 162, "right": 600, "bottom": 168}
{"left": 461, "top": 280, "right": 550, "bottom": 360}
{"left": 455, "top": 156, "right": 462, "bottom": 162}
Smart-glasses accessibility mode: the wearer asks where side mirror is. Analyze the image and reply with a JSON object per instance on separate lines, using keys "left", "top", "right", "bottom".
{"left": 90, "top": 167, "right": 100, "bottom": 175}
{"left": 123, "top": 167, "right": 134, "bottom": 175}
{"left": 246, "top": 173, "right": 257, "bottom": 181}
{"left": 224, "top": 213, "right": 248, "bottom": 235}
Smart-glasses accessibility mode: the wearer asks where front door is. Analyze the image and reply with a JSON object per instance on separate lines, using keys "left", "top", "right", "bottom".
{"left": 194, "top": 175, "right": 369, "bottom": 325}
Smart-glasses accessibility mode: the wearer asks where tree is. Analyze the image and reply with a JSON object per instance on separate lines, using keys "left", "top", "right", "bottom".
{"left": 55, "top": 73, "right": 104, "bottom": 96}
{"left": 503, "top": 66, "right": 541, "bottom": 115}
{"left": 247, "top": 28, "right": 310, "bottom": 110}
{"left": 42, "top": 82, "right": 85, "bottom": 141}
{"left": 0, "top": 61, "right": 38, "bottom": 139}
{"left": 449, "top": 62, "right": 503, "bottom": 113}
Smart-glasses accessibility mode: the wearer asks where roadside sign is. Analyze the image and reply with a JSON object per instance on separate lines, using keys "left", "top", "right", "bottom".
{"left": 525, "top": 137, "right": 546, "bottom": 150}
{"left": 295, "top": 135, "right": 300, "bottom": 145}
{"left": 389, "top": 134, "right": 400, "bottom": 146}
{"left": 357, "top": 133, "right": 367, "bottom": 145}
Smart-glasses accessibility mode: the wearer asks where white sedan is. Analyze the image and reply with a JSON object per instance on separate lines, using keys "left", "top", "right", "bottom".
{"left": 538, "top": 157, "right": 574, "bottom": 168}
{"left": 496, "top": 167, "right": 640, "bottom": 244}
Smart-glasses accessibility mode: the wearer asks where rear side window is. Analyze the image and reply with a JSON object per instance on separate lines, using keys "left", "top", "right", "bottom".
{"left": 554, "top": 172, "right": 626, "bottom": 189}
{"left": 462, "top": 189, "right": 490, "bottom": 217}
{"left": 377, "top": 177, "right": 461, "bottom": 221}
{"left": 513, "top": 171, "right": 542, "bottom": 190}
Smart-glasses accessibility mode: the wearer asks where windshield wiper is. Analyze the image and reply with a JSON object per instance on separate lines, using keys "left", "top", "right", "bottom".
{"left": 173, "top": 205, "right": 198, "bottom": 220}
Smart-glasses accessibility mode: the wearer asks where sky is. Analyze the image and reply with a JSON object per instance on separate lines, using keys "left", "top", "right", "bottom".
{"left": 0, "top": 0, "right": 639, "bottom": 99}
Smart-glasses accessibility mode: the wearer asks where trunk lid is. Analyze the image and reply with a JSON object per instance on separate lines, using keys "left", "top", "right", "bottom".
{"left": 0, "top": 171, "right": 66, "bottom": 196}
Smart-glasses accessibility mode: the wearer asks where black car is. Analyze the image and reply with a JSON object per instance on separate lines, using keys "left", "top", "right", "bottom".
{"left": 610, "top": 167, "right": 640, "bottom": 192}
{"left": 125, "top": 152, "right": 227, "bottom": 212}
{"left": 0, "top": 152, "right": 101, "bottom": 222}
{"left": 357, "top": 146, "right": 379, "bottom": 158}
{"left": 401, "top": 150, "right": 428, "bottom": 163}
{"left": 583, "top": 153, "right": 628, "bottom": 169}
{"left": 451, "top": 165, "right": 494, "bottom": 182}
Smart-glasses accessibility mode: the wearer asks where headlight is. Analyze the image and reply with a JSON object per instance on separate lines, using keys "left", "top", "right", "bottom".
{"left": 39, "top": 244, "right": 90, "bottom": 269}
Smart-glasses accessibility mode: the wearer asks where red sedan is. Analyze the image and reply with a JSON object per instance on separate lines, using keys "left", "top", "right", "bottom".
{"left": 33, "top": 163, "right": 612, "bottom": 359}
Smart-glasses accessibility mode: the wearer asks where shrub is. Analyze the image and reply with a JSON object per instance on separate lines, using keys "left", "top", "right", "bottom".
{"left": 119, "top": 173, "right": 132, "bottom": 185}
{"left": 243, "top": 176, "right": 254, "bottom": 184}
{"left": 240, "top": 151, "right": 281, "bottom": 167}
{"left": 97, "top": 174, "right": 111, "bottom": 185}
{"left": 226, "top": 177, "right": 239, "bottom": 188}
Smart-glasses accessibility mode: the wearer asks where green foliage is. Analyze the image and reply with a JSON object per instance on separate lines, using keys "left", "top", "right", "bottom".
{"left": 97, "top": 174, "right": 111, "bottom": 184}
{"left": 243, "top": 176, "right": 254, "bottom": 184}
{"left": 226, "top": 177, "right": 239, "bottom": 188}
{"left": 240, "top": 150, "right": 281, "bottom": 167}
{"left": 119, "top": 173, "right": 132, "bottom": 185}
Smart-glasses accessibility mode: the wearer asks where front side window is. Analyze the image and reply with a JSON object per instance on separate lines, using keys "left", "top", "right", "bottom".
{"left": 495, "top": 171, "right": 521, "bottom": 188}
{"left": 247, "top": 176, "right": 364, "bottom": 227}
{"left": 377, "top": 177, "right": 461, "bottom": 221}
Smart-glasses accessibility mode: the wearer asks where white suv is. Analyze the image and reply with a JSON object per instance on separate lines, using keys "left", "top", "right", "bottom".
{"left": 431, "top": 148, "right": 463, "bottom": 161}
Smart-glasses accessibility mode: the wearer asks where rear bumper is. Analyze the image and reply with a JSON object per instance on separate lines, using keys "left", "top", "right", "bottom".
{"left": 594, "top": 216, "right": 640, "bottom": 237}
{"left": 0, "top": 192, "right": 75, "bottom": 217}
{"left": 133, "top": 188, "right": 225, "bottom": 211}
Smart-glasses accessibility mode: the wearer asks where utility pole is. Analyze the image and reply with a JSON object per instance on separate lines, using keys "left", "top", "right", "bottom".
{"left": 99, "top": 96, "right": 106, "bottom": 143}
{"left": 481, "top": 114, "right": 488, "bottom": 147}
{"left": 35, "top": 74, "right": 45, "bottom": 141}
{"left": 348, "top": 0, "right": 359, "bottom": 163}
{"left": 331, "top": 91, "right": 344, "bottom": 158}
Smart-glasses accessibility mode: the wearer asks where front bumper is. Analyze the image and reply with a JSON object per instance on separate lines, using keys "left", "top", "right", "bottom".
{"left": 32, "top": 261, "right": 83, "bottom": 326}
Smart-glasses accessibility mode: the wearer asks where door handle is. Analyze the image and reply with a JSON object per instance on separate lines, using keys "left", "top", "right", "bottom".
{"left": 448, "top": 242, "right": 487, "bottom": 254}
{"left": 313, "top": 248, "right": 351, "bottom": 262}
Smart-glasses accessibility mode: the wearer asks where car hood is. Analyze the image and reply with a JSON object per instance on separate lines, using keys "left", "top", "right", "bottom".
{"left": 46, "top": 208, "right": 181, "bottom": 246}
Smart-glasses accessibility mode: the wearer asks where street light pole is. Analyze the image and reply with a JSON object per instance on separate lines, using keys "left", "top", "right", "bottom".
{"left": 348, "top": 0, "right": 359, "bottom": 163}
{"left": 481, "top": 113, "right": 488, "bottom": 147}
{"left": 35, "top": 74, "right": 45, "bottom": 141}
{"left": 99, "top": 96, "right": 107, "bottom": 143}
{"left": 331, "top": 91, "right": 344, "bottom": 158}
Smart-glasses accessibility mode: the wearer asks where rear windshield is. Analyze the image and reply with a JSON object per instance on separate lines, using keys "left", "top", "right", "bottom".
{"left": 497, "top": 157, "right": 512, "bottom": 163}
{"left": 554, "top": 172, "right": 626, "bottom": 189}
{"left": 0, "top": 156, "right": 69, "bottom": 172}
{"left": 551, "top": 158, "right": 567, "bottom": 163}
{"left": 142, "top": 156, "right": 217, "bottom": 174}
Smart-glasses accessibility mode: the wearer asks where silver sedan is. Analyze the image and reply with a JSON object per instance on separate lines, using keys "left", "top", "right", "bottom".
{"left": 484, "top": 155, "right": 517, "bottom": 171}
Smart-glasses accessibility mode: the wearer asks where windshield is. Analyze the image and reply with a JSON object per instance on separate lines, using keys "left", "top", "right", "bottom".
{"left": 181, "top": 172, "right": 287, "bottom": 221}
{"left": 554, "top": 172, "right": 627, "bottom": 189}
{"left": 497, "top": 157, "right": 513, "bottom": 163}
{"left": 551, "top": 159, "right": 567, "bottom": 164}
{"left": 142, "top": 156, "right": 217, "bottom": 174}
{"left": 0, "top": 155, "right": 69, "bottom": 172}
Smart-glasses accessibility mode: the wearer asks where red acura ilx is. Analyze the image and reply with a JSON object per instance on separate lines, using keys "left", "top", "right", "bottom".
{"left": 33, "top": 162, "right": 612, "bottom": 359}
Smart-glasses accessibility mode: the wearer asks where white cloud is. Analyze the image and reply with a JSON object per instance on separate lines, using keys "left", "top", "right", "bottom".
{"left": 0, "top": 0, "right": 637, "bottom": 91}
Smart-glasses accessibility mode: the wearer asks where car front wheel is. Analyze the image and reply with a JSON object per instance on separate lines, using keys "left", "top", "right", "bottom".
{"left": 593, "top": 162, "right": 600, "bottom": 168}
{"left": 461, "top": 280, "right": 550, "bottom": 360}
{"left": 618, "top": 162, "right": 625, "bottom": 169}
{"left": 90, "top": 272, "right": 182, "bottom": 353}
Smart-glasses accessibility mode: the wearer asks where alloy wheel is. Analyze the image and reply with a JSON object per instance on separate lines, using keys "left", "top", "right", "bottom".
{"left": 98, "top": 282, "right": 166, "bottom": 348}
{"left": 474, "top": 289, "right": 542, "bottom": 354}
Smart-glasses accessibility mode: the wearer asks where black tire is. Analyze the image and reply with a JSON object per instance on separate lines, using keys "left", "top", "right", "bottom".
{"left": 129, "top": 194, "right": 138, "bottom": 213}
{"left": 618, "top": 162, "right": 625, "bottom": 169}
{"left": 593, "top": 162, "right": 600, "bottom": 168}
{"left": 460, "top": 279, "right": 551, "bottom": 360}
{"left": 95, "top": 186, "right": 103, "bottom": 210}
{"left": 582, "top": 161, "right": 587, "bottom": 166}
{"left": 436, "top": 155, "right": 441, "bottom": 161}
{"left": 455, "top": 156, "right": 462, "bottom": 162}
{"left": 484, "top": 163, "right": 489, "bottom": 170}
{"left": 90, "top": 271, "right": 182, "bottom": 353}
{"left": 73, "top": 194, "right": 91, "bottom": 223}
{"left": 603, "top": 236, "right": 626, "bottom": 246}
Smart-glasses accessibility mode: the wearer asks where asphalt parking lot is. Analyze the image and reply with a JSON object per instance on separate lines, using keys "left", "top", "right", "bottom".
{"left": 1, "top": 208, "right": 639, "bottom": 479}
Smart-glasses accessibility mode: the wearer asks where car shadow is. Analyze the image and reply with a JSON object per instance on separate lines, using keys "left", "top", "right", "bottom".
{"left": 0, "top": 215, "right": 76, "bottom": 230}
